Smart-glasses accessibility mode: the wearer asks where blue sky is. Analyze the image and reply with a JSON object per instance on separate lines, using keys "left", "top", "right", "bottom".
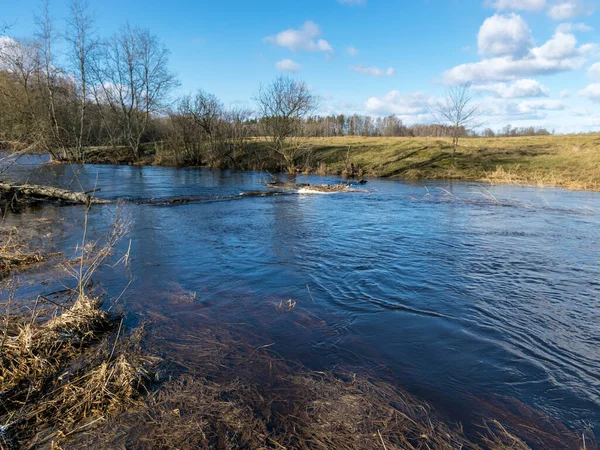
{"left": 2, "top": 0, "right": 600, "bottom": 132}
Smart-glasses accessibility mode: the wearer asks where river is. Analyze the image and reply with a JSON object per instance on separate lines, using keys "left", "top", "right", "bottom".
{"left": 3, "top": 155, "right": 600, "bottom": 445}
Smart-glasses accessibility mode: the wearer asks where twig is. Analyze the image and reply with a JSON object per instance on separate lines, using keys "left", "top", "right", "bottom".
{"left": 108, "top": 317, "right": 124, "bottom": 362}
{"left": 306, "top": 284, "right": 315, "bottom": 303}
{"left": 377, "top": 429, "right": 388, "bottom": 450}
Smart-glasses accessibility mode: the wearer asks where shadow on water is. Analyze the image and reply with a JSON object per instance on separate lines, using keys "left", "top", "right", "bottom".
{"left": 2, "top": 156, "right": 600, "bottom": 447}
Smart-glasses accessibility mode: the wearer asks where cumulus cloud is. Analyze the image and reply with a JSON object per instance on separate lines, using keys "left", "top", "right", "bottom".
{"left": 532, "top": 32, "right": 579, "bottom": 59}
{"left": 487, "top": 0, "right": 546, "bottom": 11}
{"left": 444, "top": 20, "right": 595, "bottom": 84}
{"left": 478, "top": 14, "right": 533, "bottom": 59}
{"left": 349, "top": 65, "right": 395, "bottom": 77}
{"left": 589, "top": 62, "right": 600, "bottom": 79}
{"left": 364, "top": 91, "right": 436, "bottom": 117}
{"left": 346, "top": 46, "right": 359, "bottom": 56}
{"left": 548, "top": 1, "right": 595, "bottom": 20}
{"left": 264, "top": 21, "right": 333, "bottom": 54}
{"left": 471, "top": 79, "right": 549, "bottom": 97}
{"left": 275, "top": 59, "right": 302, "bottom": 73}
{"left": 578, "top": 83, "right": 600, "bottom": 102}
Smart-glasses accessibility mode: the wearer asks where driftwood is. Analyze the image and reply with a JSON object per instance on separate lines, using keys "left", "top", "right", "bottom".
{"left": 0, "top": 182, "right": 111, "bottom": 205}
{"left": 135, "top": 190, "right": 286, "bottom": 206}
{"left": 266, "top": 179, "right": 368, "bottom": 192}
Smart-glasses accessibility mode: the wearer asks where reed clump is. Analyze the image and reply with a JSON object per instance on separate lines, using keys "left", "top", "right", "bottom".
{"left": 0, "top": 295, "right": 112, "bottom": 397}
{"left": 0, "top": 296, "right": 157, "bottom": 449}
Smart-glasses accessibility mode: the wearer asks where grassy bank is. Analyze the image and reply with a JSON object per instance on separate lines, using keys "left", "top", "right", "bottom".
{"left": 81, "top": 134, "right": 600, "bottom": 192}
{"left": 297, "top": 134, "right": 600, "bottom": 191}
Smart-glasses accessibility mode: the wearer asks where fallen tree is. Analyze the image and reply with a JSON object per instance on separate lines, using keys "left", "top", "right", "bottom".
{"left": 0, "top": 182, "right": 111, "bottom": 205}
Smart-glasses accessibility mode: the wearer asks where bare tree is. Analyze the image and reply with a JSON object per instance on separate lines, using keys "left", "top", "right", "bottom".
{"left": 0, "top": 37, "right": 49, "bottom": 152}
{"left": 190, "top": 90, "right": 223, "bottom": 166}
{"left": 65, "top": 0, "right": 96, "bottom": 162}
{"left": 222, "top": 107, "right": 253, "bottom": 168}
{"left": 255, "top": 76, "right": 317, "bottom": 173}
{"left": 34, "top": 0, "right": 68, "bottom": 160}
{"left": 94, "top": 24, "right": 177, "bottom": 159}
{"left": 433, "top": 83, "right": 482, "bottom": 159}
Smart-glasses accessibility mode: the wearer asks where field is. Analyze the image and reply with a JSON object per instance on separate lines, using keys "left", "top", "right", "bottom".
{"left": 299, "top": 134, "right": 600, "bottom": 191}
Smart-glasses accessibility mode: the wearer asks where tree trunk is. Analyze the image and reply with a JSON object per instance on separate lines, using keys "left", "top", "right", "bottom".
{"left": 0, "top": 182, "right": 111, "bottom": 205}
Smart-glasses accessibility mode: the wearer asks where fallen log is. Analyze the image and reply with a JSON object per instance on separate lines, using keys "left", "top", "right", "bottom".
{"left": 0, "top": 182, "right": 111, "bottom": 205}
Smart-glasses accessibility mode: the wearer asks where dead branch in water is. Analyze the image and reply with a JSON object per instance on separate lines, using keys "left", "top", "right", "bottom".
{"left": 0, "top": 182, "right": 111, "bottom": 206}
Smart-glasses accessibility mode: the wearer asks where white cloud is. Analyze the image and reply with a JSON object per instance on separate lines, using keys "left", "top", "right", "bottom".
{"left": 560, "top": 89, "right": 572, "bottom": 98}
{"left": 444, "top": 25, "right": 595, "bottom": 84}
{"left": 346, "top": 46, "right": 359, "bottom": 56}
{"left": 556, "top": 22, "right": 593, "bottom": 33}
{"left": 275, "top": 59, "right": 302, "bottom": 73}
{"left": 478, "top": 14, "right": 534, "bottom": 58}
{"left": 444, "top": 55, "right": 584, "bottom": 84}
{"left": 264, "top": 21, "right": 333, "bottom": 54}
{"left": 487, "top": 0, "right": 546, "bottom": 11}
{"left": 364, "top": 91, "right": 436, "bottom": 117}
{"left": 589, "top": 62, "right": 600, "bottom": 79}
{"left": 0, "top": 36, "right": 38, "bottom": 73}
{"left": 578, "top": 83, "right": 600, "bottom": 102}
{"left": 480, "top": 97, "right": 569, "bottom": 125}
{"left": 531, "top": 32, "right": 579, "bottom": 59}
{"left": 517, "top": 99, "right": 567, "bottom": 111}
{"left": 349, "top": 65, "right": 395, "bottom": 77}
{"left": 472, "top": 79, "right": 549, "bottom": 97}
{"left": 548, "top": 1, "right": 595, "bottom": 20}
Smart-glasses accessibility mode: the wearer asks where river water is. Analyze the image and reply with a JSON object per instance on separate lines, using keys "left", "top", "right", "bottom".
{"left": 3, "top": 155, "right": 600, "bottom": 445}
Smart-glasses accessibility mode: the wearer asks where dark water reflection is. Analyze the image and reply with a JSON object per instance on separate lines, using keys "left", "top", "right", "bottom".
{"left": 3, "top": 156, "right": 600, "bottom": 442}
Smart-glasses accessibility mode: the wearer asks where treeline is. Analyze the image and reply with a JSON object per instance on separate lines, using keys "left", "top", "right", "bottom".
{"left": 0, "top": 0, "right": 553, "bottom": 172}
{"left": 0, "top": 0, "right": 177, "bottom": 162}
{"left": 481, "top": 125, "right": 552, "bottom": 138}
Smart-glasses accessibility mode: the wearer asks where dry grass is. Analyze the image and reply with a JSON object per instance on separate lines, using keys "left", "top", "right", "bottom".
{"left": 299, "top": 134, "right": 600, "bottom": 191}
{"left": 0, "top": 226, "right": 44, "bottom": 280}
{"left": 1, "top": 289, "right": 588, "bottom": 450}
{"left": 58, "top": 309, "right": 590, "bottom": 450}
{"left": 65, "top": 323, "right": 480, "bottom": 450}
{"left": 0, "top": 290, "right": 159, "bottom": 449}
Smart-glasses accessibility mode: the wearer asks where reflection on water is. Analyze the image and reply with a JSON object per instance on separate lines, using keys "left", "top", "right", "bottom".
{"left": 3, "top": 156, "right": 600, "bottom": 442}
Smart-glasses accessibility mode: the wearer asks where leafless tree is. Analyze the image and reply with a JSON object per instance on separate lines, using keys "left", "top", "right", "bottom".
{"left": 433, "top": 83, "right": 482, "bottom": 159}
{"left": 65, "top": 0, "right": 97, "bottom": 161}
{"left": 255, "top": 76, "right": 317, "bottom": 173}
{"left": 0, "top": 37, "right": 51, "bottom": 153}
{"left": 33, "top": 0, "right": 67, "bottom": 159}
{"left": 222, "top": 107, "right": 253, "bottom": 168}
{"left": 94, "top": 24, "right": 177, "bottom": 159}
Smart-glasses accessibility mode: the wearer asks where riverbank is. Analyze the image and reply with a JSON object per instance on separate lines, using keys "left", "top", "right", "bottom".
{"left": 75, "top": 134, "right": 600, "bottom": 192}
